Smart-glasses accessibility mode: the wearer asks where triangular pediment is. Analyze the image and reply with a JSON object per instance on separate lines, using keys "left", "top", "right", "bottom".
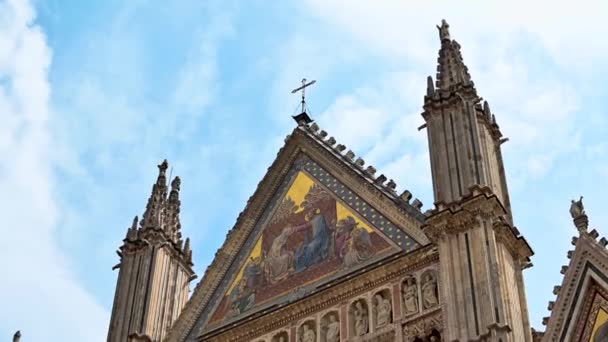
{"left": 543, "top": 229, "right": 608, "bottom": 342}
{"left": 167, "top": 125, "right": 428, "bottom": 341}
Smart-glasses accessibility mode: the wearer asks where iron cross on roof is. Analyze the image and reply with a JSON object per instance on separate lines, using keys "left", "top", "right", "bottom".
{"left": 291, "top": 78, "right": 316, "bottom": 126}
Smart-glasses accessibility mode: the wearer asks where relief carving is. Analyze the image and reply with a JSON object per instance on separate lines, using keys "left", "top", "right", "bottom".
{"left": 402, "top": 276, "right": 419, "bottom": 316}
{"left": 402, "top": 313, "right": 442, "bottom": 342}
{"left": 272, "top": 331, "right": 288, "bottom": 342}
{"left": 299, "top": 321, "right": 316, "bottom": 342}
{"left": 421, "top": 272, "right": 439, "bottom": 310}
{"left": 352, "top": 299, "right": 370, "bottom": 337}
{"left": 373, "top": 292, "right": 392, "bottom": 329}
{"left": 321, "top": 312, "right": 340, "bottom": 342}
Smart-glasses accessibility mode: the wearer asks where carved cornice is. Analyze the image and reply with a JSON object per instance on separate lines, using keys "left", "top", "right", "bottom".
{"left": 200, "top": 246, "right": 439, "bottom": 342}
{"left": 120, "top": 228, "right": 194, "bottom": 275}
{"left": 423, "top": 192, "right": 532, "bottom": 262}
{"left": 166, "top": 126, "right": 433, "bottom": 341}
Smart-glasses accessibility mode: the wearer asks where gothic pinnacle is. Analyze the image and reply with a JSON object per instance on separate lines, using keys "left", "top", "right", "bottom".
{"left": 434, "top": 19, "right": 473, "bottom": 91}
{"left": 165, "top": 176, "right": 183, "bottom": 241}
{"left": 141, "top": 159, "right": 170, "bottom": 230}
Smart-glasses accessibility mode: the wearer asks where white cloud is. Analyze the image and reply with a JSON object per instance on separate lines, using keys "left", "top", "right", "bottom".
{"left": 0, "top": 0, "right": 108, "bottom": 340}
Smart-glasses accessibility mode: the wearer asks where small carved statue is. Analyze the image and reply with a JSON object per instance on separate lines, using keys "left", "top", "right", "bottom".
{"left": 325, "top": 314, "right": 340, "bottom": 342}
{"left": 302, "top": 323, "right": 315, "bottom": 342}
{"left": 436, "top": 19, "right": 451, "bottom": 41}
{"left": 374, "top": 293, "right": 392, "bottom": 328}
{"left": 569, "top": 196, "right": 585, "bottom": 219}
{"left": 353, "top": 301, "right": 369, "bottom": 336}
{"left": 402, "top": 277, "right": 419, "bottom": 315}
{"left": 422, "top": 273, "right": 439, "bottom": 309}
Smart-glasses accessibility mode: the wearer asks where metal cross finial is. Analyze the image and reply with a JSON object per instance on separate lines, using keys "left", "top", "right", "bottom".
{"left": 291, "top": 78, "right": 316, "bottom": 114}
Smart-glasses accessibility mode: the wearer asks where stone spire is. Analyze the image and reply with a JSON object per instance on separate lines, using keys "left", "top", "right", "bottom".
{"left": 13, "top": 331, "right": 21, "bottom": 342}
{"left": 422, "top": 21, "right": 533, "bottom": 342}
{"left": 434, "top": 19, "right": 474, "bottom": 92}
{"left": 107, "top": 160, "right": 195, "bottom": 342}
{"left": 141, "top": 160, "right": 169, "bottom": 230}
{"left": 164, "top": 176, "right": 182, "bottom": 243}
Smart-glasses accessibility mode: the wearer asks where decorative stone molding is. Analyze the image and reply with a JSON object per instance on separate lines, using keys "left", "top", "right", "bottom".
{"left": 198, "top": 246, "right": 438, "bottom": 341}
{"left": 402, "top": 310, "right": 442, "bottom": 342}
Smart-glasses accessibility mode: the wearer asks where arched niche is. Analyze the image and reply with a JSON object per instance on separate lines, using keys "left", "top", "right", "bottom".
{"left": 401, "top": 275, "right": 420, "bottom": 317}
{"left": 298, "top": 319, "right": 317, "bottom": 342}
{"left": 349, "top": 298, "right": 369, "bottom": 338}
{"left": 320, "top": 311, "right": 340, "bottom": 342}
{"left": 271, "top": 330, "right": 289, "bottom": 342}
{"left": 372, "top": 288, "right": 393, "bottom": 330}
{"left": 420, "top": 269, "right": 439, "bottom": 310}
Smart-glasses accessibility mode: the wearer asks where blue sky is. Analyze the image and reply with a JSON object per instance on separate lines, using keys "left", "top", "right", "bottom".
{"left": 1, "top": 0, "right": 608, "bottom": 340}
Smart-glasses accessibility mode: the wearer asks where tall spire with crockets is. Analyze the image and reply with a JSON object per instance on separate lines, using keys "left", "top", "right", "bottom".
{"left": 108, "top": 160, "right": 195, "bottom": 342}
{"left": 422, "top": 20, "right": 533, "bottom": 342}
{"left": 435, "top": 19, "right": 474, "bottom": 91}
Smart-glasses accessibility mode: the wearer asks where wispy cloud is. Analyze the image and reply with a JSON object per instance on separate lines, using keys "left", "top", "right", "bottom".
{"left": 0, "top": 0, "right": 108, "bottom": 340}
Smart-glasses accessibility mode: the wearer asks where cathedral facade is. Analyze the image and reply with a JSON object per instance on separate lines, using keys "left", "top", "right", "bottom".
{"left": 106, "top": 21, "right": 608, "bottom": 342}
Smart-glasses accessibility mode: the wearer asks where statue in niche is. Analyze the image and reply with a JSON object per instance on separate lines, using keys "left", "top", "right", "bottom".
{"left": 402, "top": 277, "right": 419, "bottom": 315}
{"left": 353, "top": 300, "right": 369, "bottom": 336}
{"left": 324, "top": 314, "right": 340, "bottom": 342}
{"left": 301, "top": 323, "right": 316, "bottom": 342}
{"left": 421, "top": 272, "right": 439, "bottom": 309}
{"left": 374, "top": 293, "right": 392, "bottom": 328}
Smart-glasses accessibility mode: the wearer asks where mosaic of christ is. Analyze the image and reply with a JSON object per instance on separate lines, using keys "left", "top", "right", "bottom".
{"left": 209, "top": 171, "right": 394, "bottom": 324}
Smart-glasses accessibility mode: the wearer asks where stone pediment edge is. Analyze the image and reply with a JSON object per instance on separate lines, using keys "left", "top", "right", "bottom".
{"left": 542, "top": 229, "right": 608, "bottom": 341}
{"left": 165, "top": 125, "right": 430, "bottom": 342}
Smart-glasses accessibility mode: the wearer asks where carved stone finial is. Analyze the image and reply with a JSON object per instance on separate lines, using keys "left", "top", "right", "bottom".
{"left": 345, "top": 150, "right": 355, "bottom": 160}
{"left": 412, "top": 198, "right": 423, "bottom": 210}
{"left": 560, "top": 265, "right": 568, "bottom": 275}
{"left": 131, "top": 215, "right": 139, "bottom": 230}
{"left": 365, "top": 166, "right": 377, "bottom": 176}
{"left": 309, "top": 122, "right": 320, "bottom": 132}
{"left": 171, "top": 176, "right": 181, "bottom": 192}
{"left": 318, "top": 130, "right": 328, "bottom": 138}
{"left": 590, "top": 229, "right": 599, "bottom": 239}
{"left": 158, "top": 159, "right": 168, "bottom": 174}
{"left": 374, "top": 174, "right": 387, "bottom": 185}
{"left": 326, "top": 137, "right": 336, "bottom": 146}
{"left": 483, "top": 100, "right": 491, "bottom": 118}
{"left": 386, "top": 179, "right": 397, "bottom": 190}
{"left": 335, "top": 144, "right": 346, "bottom": 153}
{"left": 553, "top": 285, "right": 561, "bottom": 295}
{"left": 13, "top": 331, "right": 21, "bottom": 342}
{"left": 570, "top": 196, "right": 588, "bottom": 233}
{"left": 400, "top": 190, "right": 412, "bottom": 202}
{"left": 437, "top": 19, "right": 451, "bottom": 41}
{"left": 600, "top": 237, "right": 608, "bottom": 247}
{"left": 426, "top": 76, "right": 435, "bottom": 96}
{"left": 354, "top": 157, "right": 365, "bottom": 168}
